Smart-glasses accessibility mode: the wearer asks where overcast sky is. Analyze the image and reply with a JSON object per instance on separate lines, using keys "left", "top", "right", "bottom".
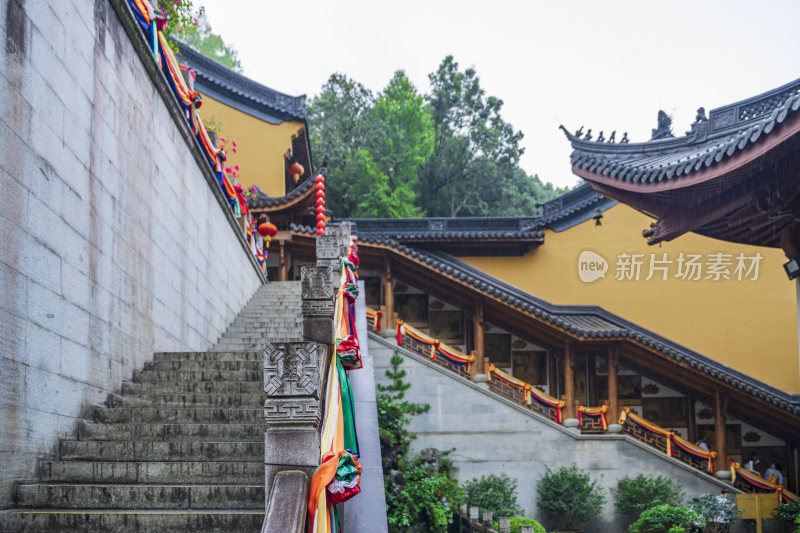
{"left": 200, "top": 0, "right": 800, "bottom": 188}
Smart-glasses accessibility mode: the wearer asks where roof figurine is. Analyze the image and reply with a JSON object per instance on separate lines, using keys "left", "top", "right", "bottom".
{"left": 650, "top": 110, "right": 674, "bottom": 140}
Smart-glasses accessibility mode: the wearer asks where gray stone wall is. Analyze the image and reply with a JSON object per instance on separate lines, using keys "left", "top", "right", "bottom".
{"left": 370, "top": 335, "right": 729, "bottom": 532}
{"left": 0, "top": 0, "right": 262, "bottom": 506}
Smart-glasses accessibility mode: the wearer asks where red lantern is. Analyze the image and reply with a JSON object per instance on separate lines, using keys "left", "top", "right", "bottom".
{"left": 316, "top": 197, "right": 325, "bottom": 207}
{"left": 258, "top": 221, "right": 278, "bottom": 245}
{"left": 317, "top": 221, "right": 325, "bottom": 229}
{"left": 314, "top": 175, "right": 325, "bottom": 184}
{"left": 289, "top": 163, "right": 304, "bottom": 184}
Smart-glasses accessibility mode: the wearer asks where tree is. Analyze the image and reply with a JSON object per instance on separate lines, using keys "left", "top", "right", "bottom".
{"left": 307, "top": 74, "right": 376, "bottom": 217}
{"left": 417, "top": 56, "right": 524, "bottom": 217}
{"left": 377, "top": 352, "right": 463, "bottom": 532}
{"left": 629, "top": 505, "right": 700, "bottom": 533}
{"left": 614, "top": 474, "right": 685, "bottom": 521}
{"left": 463, "top": 474, "right": 524, "bottom": 518}
{"left": 309, "top": 72, "right": 432, "bottom": 218}
{"left": 536, "top": 465, "right": 606, "bottom": 531}
{"left": 180, "top": 10, "right": 242, "bottom": 71}
{"left": 690, "top": 494, "right": 741, "bottom": 533}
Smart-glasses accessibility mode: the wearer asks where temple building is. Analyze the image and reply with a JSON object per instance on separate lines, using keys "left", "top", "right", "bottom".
{"left": 183, "top": 48, "right": 800, "bottom": 499}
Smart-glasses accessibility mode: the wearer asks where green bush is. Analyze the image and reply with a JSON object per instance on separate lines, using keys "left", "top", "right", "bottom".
{"left": 690, "top": 493, "right": 742, "bottom": 533}
{"left": 775, "top": 502, "right": 800, "bottom": 531}
{"left": 628, "top": 504, "right": 699, "bottom": 533}
{"left": 614, "top": 474, "right": 685, "bottom": 520}
{"left": 463, "top": 473, "right": 524, "bottom": 518}
{"left": 509, "top": 516, "right": 546, "bottom": 533}
{"left": 536, "top": 465, "right": 606, "bottom": 531}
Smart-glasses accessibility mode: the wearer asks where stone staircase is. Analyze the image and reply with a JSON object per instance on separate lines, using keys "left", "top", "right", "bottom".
{"left": 0, "top": 282, "right": 302, "bottom": 532}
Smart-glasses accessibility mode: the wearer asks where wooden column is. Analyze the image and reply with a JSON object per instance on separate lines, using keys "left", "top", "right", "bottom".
{"left": 714, "top": 390, "right": 728, "bottom": 471}
{"left": 279, "top": 241, "right": 287, "bottom": 281}
{"left": 607, "top": 344, "right": 619, "bottom": 423}
{"left": 548, "top": 352, "right": 559, "bottom": 399}
{"left": 472, "top": 300, "right": 485, "bottom": 375}
{"left": 687, "top": 394, "right": 697, "bottom": 444}
{"left": 587, "top": 352, "right": 598, "bottom": 406}
{"left": 383, "top": 259, "right": 394, "bottom": 331}
{"left": 564, "top": 343, "right": 575, "bottom": 420}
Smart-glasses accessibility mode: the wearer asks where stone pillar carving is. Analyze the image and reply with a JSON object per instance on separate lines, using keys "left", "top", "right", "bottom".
{"left": 263, "top": 341, "right": 327, "bottom": 516}
{"left": 301, "top": 265, "right": 335, "bottom": 345}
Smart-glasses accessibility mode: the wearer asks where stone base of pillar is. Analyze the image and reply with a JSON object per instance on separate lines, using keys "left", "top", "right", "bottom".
{"left": 715, "top": 470, "right": 732, "bottom": 480}
{"left": 473, "top": 374, "right": 489, "bottom": 390}
{"left": 607, "top": 423, "right": 623, "bottom": 434}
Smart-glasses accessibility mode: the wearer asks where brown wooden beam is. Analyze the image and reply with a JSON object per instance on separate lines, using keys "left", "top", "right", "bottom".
{"left": 279, "top": 240, "right": 287, "bottom": 282}
{"left": 714, "top": 390, "right": 728, "bottom": 472}
{"left": 564, "top": 343, "right": 576, "bottom": 420}
{"left": 687, "top": 393, "right": 697, "bottom": 444}
{"left": 383, "top": 258, "right": 395, "bottom": 331}
{"left": 549, "top": 351, "right": 559, "bottom": 400}
{"left": 473, "top": 300, "right": 485, "bottom": 375}
{"left": 607, "top": 344, "right": 619, "bottom": 423}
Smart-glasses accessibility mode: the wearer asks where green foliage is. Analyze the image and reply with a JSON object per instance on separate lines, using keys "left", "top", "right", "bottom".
{"left": 509, "top": 516, "right": 546, "bottom": 533}
{"left": 628, "top": 505, "right": 699, "bottom": 533}
{"left": 162, "top": 1, "right": 200, "bottom": 46}
{"left": 463, "top": 474, "right": 524, "bottom": 518}
{"left": 180, "top": 10, "right": 241, "bottom": 71}
{"left": 614, "top": 474, "right": 685, "bottom": 520}
{"left": 775, "top": 502, "right": 800, "bottom": 530}
{"left": 376, "top": 352, "right": 462, "bottom": 532}
{"left": 536, "top": 465, "right": 606, "bottom": 531}
{"left": 690, "top": 494, "right": 742, "bottom": 533}
{"left": 667, "top": 528, "right": 686, "bottom": 533}
{"left": 307, "top": 59, "right": 567, "bottom": 219}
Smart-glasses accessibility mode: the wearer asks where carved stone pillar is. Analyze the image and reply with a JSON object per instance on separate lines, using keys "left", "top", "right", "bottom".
{"left": 263, "top": 341, "right": 327, "bottom": 515}
{"left": 301, "top": 265, "right": 335, "bottom": 345}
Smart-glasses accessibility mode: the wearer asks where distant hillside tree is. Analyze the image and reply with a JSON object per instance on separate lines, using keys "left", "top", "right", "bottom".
{"left": 180, "top": 10, "right": 242, "bottom": 72}
{"left": 308, "top": 72, "right": 433, "bottom": 218}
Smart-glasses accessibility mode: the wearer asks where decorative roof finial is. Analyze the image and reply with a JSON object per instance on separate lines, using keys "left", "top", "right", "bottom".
{"left": 584, "top": 129, "right": 593, "bottom": 141}
{"left": 650, "top": 110, "right": 674, "bottom": 140}
{"left": 597, "top": 131, "right": 605, "bottom": 143}
{"left": 621, "top": 132, "right": 629, "bottom": 143}
{"left": 574, "top": 126, "right": 584, "bottom": 139}
{"left": 608, "top": 131, "right": 616, "bottom": 143}
{"left": 694, "top": 107, "right": 708, "bottom": 123}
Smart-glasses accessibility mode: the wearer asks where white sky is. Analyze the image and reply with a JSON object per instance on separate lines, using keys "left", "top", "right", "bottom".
{"left": 200, "top": 0, "right": 800, "bottom": 188}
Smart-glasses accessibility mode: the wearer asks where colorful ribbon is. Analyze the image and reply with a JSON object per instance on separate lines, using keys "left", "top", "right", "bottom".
{"left": 487, "top": 364, "right": 565, "bottom": 422}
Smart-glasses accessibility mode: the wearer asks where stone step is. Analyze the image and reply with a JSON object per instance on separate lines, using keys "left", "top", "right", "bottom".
{"left": 223, "top": 325, "right": 300, "bottom": 335}
{"left": 144, "top": 360, "right": 262, "bottom": 372}
{"left": 122, "top": 380, "right": 262, "bottom": 394}
{"left": 60, "top": 440, "right": 262, "bottom": 461}
{"left": 41, "top": 460, "right": 262, "bottom": 484}
{"left": 78, "top": 422, "right": 265, "bottom": 442}
{"left": 0, "top": 509, "right": 264, "bottom": 532}
{"left": 108, "top": 392, "right": 263, "bottom": 409}
{"left": 153, "top": 351, "right": 261, "bottom": 362}
{"left": 16, "top": 484, "right": 264, "bottom": 510}
{"left": 94, "top": 407, "right": 264, "bottom": 424}
{"left": 133, "top": 369, "right": 263, "bottom": 382}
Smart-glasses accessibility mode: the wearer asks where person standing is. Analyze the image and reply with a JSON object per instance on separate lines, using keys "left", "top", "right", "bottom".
{"left": 765, "top": 462, "right": 784, "bottom": 486}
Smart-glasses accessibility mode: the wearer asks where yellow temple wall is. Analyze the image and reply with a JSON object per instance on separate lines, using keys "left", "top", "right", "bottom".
{"left": 198, "top": 95, "right": 305, "bottom": 197}
{"left": 460, "top": 203, "right": 800, "bottom": 393}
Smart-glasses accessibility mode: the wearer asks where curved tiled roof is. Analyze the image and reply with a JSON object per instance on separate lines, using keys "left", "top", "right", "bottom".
{"left": 564, "top": 77, "right": 800, "bottom": 184}
{"left": 247, "top": 175, "right": 316, "bottom": 209}
{"left": 346, "top": 216, "right": 544, "bottom": 242}
{"left": 534, "top": 183, "right": 617, "bottom": 231}
{"left": 291, "top": 222, "right": 800, "bottom": 415}
{"left": 177, "top": 43, "right": 306, "bottom": 122}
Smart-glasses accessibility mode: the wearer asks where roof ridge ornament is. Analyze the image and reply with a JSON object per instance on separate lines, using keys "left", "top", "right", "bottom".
{"left": 650, "top": 110, "right": 674, "bottom": 141}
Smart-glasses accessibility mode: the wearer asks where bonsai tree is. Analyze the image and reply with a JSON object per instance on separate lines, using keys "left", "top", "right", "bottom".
{"left": 536, "top": 465, "right": 606, "bottom": 531}
{"left": 628, "top": 504, "right": 700, "bottom": 533}
{"left": 463, "top": 473, "right": 525, "bottom": 518}
{"left": 615, "top": 474, "right": 685, "bottom": 521}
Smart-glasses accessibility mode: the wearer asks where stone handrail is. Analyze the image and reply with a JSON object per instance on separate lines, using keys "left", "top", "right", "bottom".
{"left": 262, "top": 224, "right": 352, "bottom": 532}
